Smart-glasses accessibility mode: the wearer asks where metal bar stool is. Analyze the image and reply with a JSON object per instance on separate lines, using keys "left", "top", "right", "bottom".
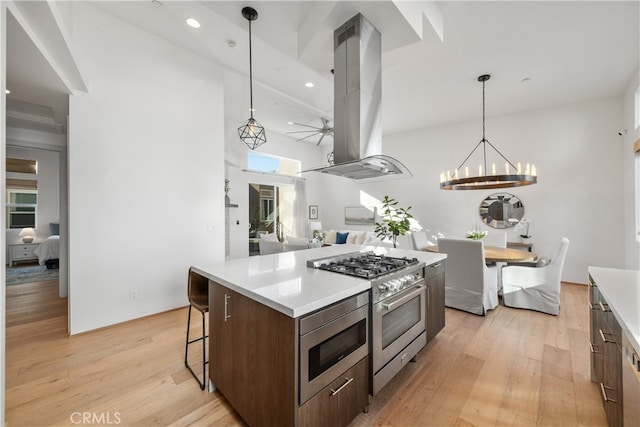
{"left": 184, "top": 268, "right": 209, "bottom": 390}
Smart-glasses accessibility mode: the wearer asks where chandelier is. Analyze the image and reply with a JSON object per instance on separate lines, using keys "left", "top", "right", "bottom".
{"left": 440, "top": 74, "right": 537, "bottom": 190}
{"left": 237, "top": 7, "right": 266, "bottom": 150}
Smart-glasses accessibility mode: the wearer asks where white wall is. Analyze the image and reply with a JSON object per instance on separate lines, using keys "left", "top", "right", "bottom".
{"left": 314, "top": 97, "right": 626, "bottom": 284}
{"left": 67, "top": 3, "right": 225, "bottom": 333}
{"left": 5, "top": 145, "right": 59, "bottom": 244}
{"left": 623, "top": 68, "right": 640, "bottom": 270}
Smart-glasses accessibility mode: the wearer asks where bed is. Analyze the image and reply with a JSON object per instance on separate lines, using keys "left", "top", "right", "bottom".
{"left": 34, "top": 231, "right": 60, "bottom": 269}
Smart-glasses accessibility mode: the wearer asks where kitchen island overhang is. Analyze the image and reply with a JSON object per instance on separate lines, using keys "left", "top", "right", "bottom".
{"left": 191, "top": 244, "right": 446, "bottom": 318}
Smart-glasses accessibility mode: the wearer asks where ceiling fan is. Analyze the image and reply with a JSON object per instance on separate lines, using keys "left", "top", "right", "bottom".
{"left": 286, "top": 117, "right": 333, "bottom": 146}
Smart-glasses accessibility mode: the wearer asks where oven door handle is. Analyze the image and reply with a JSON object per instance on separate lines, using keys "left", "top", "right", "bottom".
{"left": 381, "top": 284, "right": 425, "bottom": 311}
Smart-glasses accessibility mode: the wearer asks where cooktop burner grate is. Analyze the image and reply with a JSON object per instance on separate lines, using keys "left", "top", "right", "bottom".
{"left": 316, "top": 253, "right": 419, "bottom": 279}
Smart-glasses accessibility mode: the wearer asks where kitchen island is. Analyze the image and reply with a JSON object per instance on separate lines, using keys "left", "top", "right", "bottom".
{"left": 192, "top": 245, "right": 446, "bottom": 427}
{"left": 588, "top": 267, "right": 640, "bottom": 426}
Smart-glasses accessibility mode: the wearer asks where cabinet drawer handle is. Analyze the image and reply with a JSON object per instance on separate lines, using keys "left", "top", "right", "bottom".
{"left": 330, "top": 377, "right": 354, "bottom": 396}
{"left": 599, "top": 383, "right": 617, "bottom": 403}
{"left": 598, "top": 301, "right": 611, "bottom": 312}
{"left": 431, "top": 263, "right": 442, "bottom": 268}
{"left": 599, "top": 329, "right": 616, "bottom": 344}
{"left": 589, "top": 342, "right": 600, "bottom": 354}
{"left": 224, "top": 294, "right": 232, "bottom": 322}
{"left": 588, "top": 302, "right": 599, "bottom": 310}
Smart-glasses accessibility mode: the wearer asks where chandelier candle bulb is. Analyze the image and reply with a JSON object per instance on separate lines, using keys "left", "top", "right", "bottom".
{"left": 525, "top": 163, "right": 530, "bottom": 175}
{"left": 492, "top": 163, "right": 496, "bottom": 175}
{"left": 517, "top": 162, "right": 521, "bottom": 174}
{"left": 479, "top": 165, "right": 483, "bottom": 176}
{"left": 505, "top": 162, "right": 509, "bottom": 174}
{"left": 454, "top": 169, "right": 459, "bottom": 179}
{"left": 532, "top": 165, "right": 537, "bottom": 176}
{"left": 465, "top": 166, "right": 469, "bottom": 178}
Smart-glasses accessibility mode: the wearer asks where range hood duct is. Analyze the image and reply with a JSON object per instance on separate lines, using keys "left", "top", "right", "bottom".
{"left": 304, "top": 13, "right": 411, "bottom": 180}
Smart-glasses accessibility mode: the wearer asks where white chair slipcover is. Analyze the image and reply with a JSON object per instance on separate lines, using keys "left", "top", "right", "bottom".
{"left": 438, "top": 238, "right": 499, "bottom": 316}
{"left": 501, "top": 237, "right": 570, "bottom": 315}
{"left": 411, "top": 230, "right": 430, "bottom": 251}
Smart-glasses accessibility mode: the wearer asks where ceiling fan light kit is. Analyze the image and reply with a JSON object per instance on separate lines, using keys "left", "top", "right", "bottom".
{"left": 439, "top": 74, "right": 537, "bottom": 190}
{"left": 238, "top": 6, "right": 267, "bottom": 150}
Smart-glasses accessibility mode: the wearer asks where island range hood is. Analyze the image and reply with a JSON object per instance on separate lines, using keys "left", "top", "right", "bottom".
{"left": 303, "top": 14, "right": 411, "bottom": 180}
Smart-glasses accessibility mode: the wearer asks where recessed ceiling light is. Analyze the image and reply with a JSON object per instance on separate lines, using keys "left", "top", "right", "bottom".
{"left": 305, "top": 82, "right": 314, "bottom": 88}
{"left": 521, "top": 77, "right": 532, "bottom": 82}
{"left": 186, "top": 18, "right": 200, "bottom": 29}
{"left": 287, "top": 122, "right": 294, "bottom": 125}
{"left": 151, "top": 0, "right": 163, "bottom": 7}
{"left": 5, "top": 89, "right": 10, "bottom": 94}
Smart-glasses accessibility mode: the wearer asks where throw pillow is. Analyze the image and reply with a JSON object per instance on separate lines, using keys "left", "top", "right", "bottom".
{"left": 324, "top": 230, "right": 337, "bottom": 245}
{"left": 336, "top": 232, "right": 349, "bottom": 244}
{"left": 346, "top": 232, "right": 360, "bottom": 244}
{"left": 355, "top": 232, "right": 369, "bottom": 245}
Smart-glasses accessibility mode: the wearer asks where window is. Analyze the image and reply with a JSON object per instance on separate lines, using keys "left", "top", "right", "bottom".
{"left": 7, "top": 189, "right": 37, "bottom": 229}
{"left": 247, "top": 152, "right": 300, "bottom": 177}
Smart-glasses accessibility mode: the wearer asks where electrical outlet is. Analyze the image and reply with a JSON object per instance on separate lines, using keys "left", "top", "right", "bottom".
{"left": 130, "top": 290, "right": 137, "bottom": 300}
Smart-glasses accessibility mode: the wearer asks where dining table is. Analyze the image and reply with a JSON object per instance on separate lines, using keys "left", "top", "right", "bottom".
{"left": 425, "top": 244, "right": 538, "bottom": 263}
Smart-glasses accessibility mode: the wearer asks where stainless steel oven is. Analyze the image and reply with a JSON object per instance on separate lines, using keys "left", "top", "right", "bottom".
{"left": 371, "top": 263, "right": 427, "bottom": 395}
{"left": 299, "top": 291, "right": 370, "bottom": 404}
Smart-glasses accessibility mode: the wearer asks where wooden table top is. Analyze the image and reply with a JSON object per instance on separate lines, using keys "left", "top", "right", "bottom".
{"left": 425, "top": 245, "right": 538, "bottom": 263}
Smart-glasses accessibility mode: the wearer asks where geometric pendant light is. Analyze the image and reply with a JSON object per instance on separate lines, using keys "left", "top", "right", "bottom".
{"left": 440, "top": 74, "right": 537, "bottom": 190}
{"left": 237, "top": 7, "right": 267, "bottom": 150}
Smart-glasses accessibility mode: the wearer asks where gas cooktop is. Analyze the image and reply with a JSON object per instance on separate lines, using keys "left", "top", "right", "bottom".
{"left": 307, "top": 252, "right": 419, "bottom": 279}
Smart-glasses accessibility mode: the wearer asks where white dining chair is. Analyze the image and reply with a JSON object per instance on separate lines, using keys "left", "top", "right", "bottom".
{"left": 501, "top": 237, "right": 570, "bottom": 315}
{"left": 482, "top": 230, "right": 507, "bottom": 248}
{"left": 411, "top": 230, "right": 430, "bottom": 251}
{"left": 437, "top": 238, "right": 499, "bottom": 315}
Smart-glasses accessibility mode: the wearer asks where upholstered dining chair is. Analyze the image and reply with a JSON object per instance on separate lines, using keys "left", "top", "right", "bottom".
{"left": 482, "top": 230, "right": 507, "bottom": 248}
{"left": 501, "top": 237, "right": 570, "bottom": 315}
{"left": 185, "top": 267, "right": 209, "bottom": 390}
{"left": 437, "top": 238, "right": 499, "bottom": 315}
{"left": 411, "top": 230, "right": 430, "bottom": 251}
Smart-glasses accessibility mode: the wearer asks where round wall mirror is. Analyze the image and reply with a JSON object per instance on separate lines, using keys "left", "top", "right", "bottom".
{"left": 479, "top": 193, "right": 524, "bottom": 229}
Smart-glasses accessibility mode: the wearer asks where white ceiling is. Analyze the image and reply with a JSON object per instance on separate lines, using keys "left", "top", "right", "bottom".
{"left": 5, "top": 1, "right": 640, "bottom": 145}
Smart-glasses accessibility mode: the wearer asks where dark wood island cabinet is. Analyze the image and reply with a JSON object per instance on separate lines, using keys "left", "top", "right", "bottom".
{"left": 209, "top": 280, "right": 369, "bottom": 427}
{"left": 210, "top": 282, "right": 297, "bottom": 426}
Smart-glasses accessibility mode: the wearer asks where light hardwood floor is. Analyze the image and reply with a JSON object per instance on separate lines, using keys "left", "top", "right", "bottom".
{"left": 5, "top": 281, "right": 607, "bottom": 427}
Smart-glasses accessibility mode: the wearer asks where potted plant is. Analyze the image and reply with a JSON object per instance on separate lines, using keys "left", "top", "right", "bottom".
{"left": 374, "top": 195, "right": 413, "bottom": 248}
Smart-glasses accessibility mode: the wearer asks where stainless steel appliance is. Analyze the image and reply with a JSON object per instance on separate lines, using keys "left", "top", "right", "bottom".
{"left": 299, "top": 291, "right": 370, "bottom": 405}
{"left": 302, "top": 14, "right": 411, "bottom": 181}
{"left": 308, "top": 252, "right": 427, "bottom": 395}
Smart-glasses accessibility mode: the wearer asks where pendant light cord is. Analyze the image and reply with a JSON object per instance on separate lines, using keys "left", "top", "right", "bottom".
{"left": 248, "top": 18, "right": 254, "bottom": 119}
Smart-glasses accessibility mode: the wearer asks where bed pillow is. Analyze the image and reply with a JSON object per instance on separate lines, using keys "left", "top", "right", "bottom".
{"left": 336, "top": 232, "right": 349, "bottom": 244}
{"left": 49, "top": 222, "right": 60, "bottom": 236}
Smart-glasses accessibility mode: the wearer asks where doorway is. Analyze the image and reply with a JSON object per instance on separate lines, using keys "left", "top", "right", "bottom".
{"left": 248, "top": 183, "right": 295, "bottom": 256}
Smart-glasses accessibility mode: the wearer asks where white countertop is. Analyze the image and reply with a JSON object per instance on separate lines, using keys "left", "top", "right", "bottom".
{"left": 588, "top": 266, "right": 640, "bottom": 354}
{"left": 192, "top": 245, "right": 446, "bottom": 318}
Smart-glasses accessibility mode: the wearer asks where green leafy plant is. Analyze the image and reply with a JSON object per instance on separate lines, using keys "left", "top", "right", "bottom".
{"left": 374, "top": 196, "right": 413, "bottom": 248}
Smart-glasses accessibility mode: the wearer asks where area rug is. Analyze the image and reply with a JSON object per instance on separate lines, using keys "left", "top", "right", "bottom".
{"left": 6, "top": 265, "right": 59, "bottom": 286}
